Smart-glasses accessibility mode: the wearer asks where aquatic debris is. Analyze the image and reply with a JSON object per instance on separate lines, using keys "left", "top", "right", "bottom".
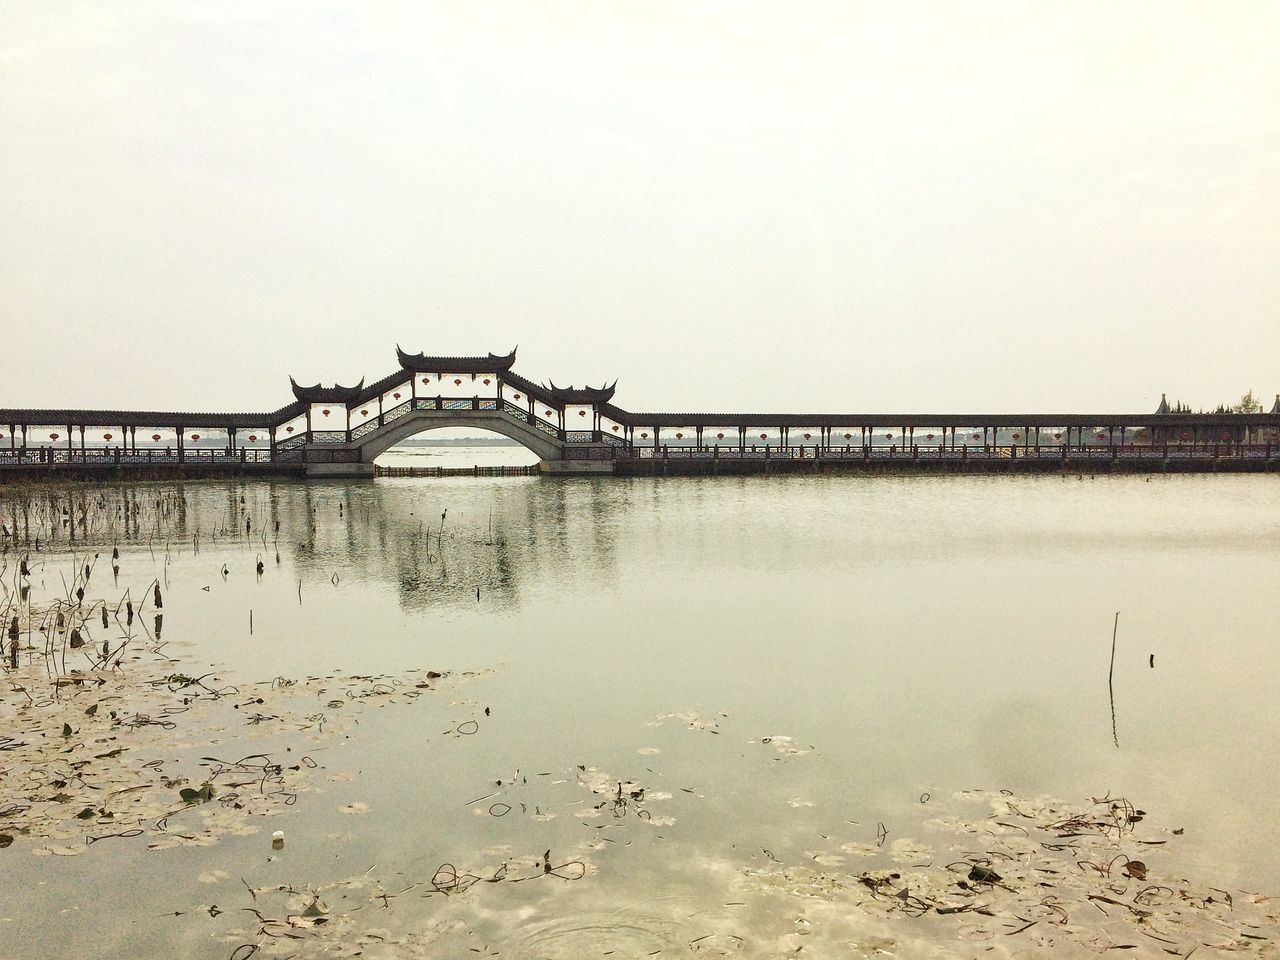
{"left": 0, "top": 656, "right": 476, "bottom": 857}
{"left": 731, "top": 790, "right": 1280, "bottom": 955}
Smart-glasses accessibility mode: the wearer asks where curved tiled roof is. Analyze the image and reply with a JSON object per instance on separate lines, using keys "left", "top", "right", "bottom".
{"left": 396, "top": 346, "right": 517, "bottom": 373}
{"left": 290, "top": 377, "right": 365, "bottom": 403}
{"left": 548, "top": 381, "right": 617, "bottom": 404}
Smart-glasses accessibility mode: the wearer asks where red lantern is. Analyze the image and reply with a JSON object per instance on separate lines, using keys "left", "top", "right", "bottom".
{"left": 1012, "top": 433, "right": 1021, "bottom": 440}
{"left": 844, "top": 432, "right": 851, "bottom": 440}
{"left": 286, "top": 426, "right": 294, "bottom": 433}
{"left": 972, "top": 433, "right": 981, "bottom": 440}
{"left": 611, "top": 425, "right": 619, "bottom": 431}
{"left": 191, "top": 434, "right": 200, "bottom": 441}
{"left": 152, "top": 433, "right": 161, "bottom": 442}
{"left": 1096, "top": 433, "right": 1106, "bottom": 440}
{"left": 1054, "top": 433, "right": 1062, "bottom": 440}
{"left": 1222, "top": 431, "right": 1230, "bottom": 441}
{"left": 716, "top": 432, "right": 724, "bottom": 439}
{"left": 926, "top": 433, "right": 934, "bottom": 440}
{"left": 545, "top": 410, "right": 553, "bottom": 417}
{"left": 393, "top": 392, "right": 401, "bottom": 400}
{"left": 513, "top": 393, "right": 521, "bottom": 400}
{"left": 50, "top": 432, "right": 59, "bottom": 441}
{"left": 676, "top": 432, "right": 684, "bottom": 439}
{"left": 640, "top": 432, "right": 649, "bottom": 439}
{"left": 483, "top": 378, "right": 491, "bottom": 386}
{"left": 578, "top": 410, "right": 587, "bottom": 416}
{"left": 248, "top": 435, "right": 257, "bottom": 442}
{"left": 885, "top": 433, "right": 892, "bottom": 439}
{"left": 321, "top": 409, "right": 330, "bottom": 417}
{"left": 454, "top": 378, "right": 462, "bottom": 386}
{"left": 803, "top": 432, "right": 811, "bottom": 440}
{"left": 361, "top": 409, "right": 369, "bottom": 416}
{"left": 760, "top": 433, "right": 768, "bottom": 440}
{"left": 1180, "top": 431, "right": 1189, "bottom": 440}
{"left": 103, "top": 433, "right": 112, "bottom": 441}
{"left": 422, "top": 377, "right": 430, "bottom": 385}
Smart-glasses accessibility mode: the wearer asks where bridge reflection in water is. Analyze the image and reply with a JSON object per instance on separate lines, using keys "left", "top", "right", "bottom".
{"left": 2, "top": 347, "right": 1277, "bottom": 477}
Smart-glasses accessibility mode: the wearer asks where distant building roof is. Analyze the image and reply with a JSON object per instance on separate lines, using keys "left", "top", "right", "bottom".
{"left": 396, "top": 346, "right": 517, "bottom": 373}
{"left": 1155, "top": 393, "right": 1170, "bottom": 415}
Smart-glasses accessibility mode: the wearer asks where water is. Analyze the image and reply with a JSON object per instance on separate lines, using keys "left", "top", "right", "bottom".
{"left": 376, "top": 442, "right": 539, "bottom": 469}
{"left": 3, "top": 473, "right": 1279, "bottom": 957}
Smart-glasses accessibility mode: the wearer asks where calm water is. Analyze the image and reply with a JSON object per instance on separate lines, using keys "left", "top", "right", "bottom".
{"left": 4, "top": 470, "right": 1279, "bottom": 958}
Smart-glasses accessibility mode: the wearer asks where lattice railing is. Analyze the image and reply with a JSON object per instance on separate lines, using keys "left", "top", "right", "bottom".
{"left": 564, "top": 431, "right": 594, "bottom": 444}
{"left": 383, "top": 401, "right": 411, "bottom": 423}
{"left": 350, "top": 420, "right": 379, "bottom": 441}
{"left": 503, "top": 402, "right": 530, "bottom": 423}
{"left": 311, "top": 431, "right": 347, "bottom": 444}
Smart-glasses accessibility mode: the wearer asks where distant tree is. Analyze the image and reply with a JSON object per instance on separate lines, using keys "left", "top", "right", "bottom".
{"left": 1234, "top": 389, "right": 1263, "bottom": 414}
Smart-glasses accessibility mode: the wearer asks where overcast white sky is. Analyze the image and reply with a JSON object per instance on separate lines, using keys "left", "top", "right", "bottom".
{"left": 1, "top": 1, "right": 1276, "bottom": 414}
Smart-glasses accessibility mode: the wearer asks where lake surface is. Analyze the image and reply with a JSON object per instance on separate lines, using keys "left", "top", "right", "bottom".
{"left": 3, "top": 471, "right": 1279, "bottom": 958}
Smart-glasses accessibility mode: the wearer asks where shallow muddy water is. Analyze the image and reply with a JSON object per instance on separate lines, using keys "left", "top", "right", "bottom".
{"left": 2, "top": 472, "right": 1279, "bottom": 958}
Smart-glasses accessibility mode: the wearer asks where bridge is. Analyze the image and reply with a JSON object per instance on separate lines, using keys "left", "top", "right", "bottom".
{"left": 1, "top": 347, "right": 1278, "bottom": 479}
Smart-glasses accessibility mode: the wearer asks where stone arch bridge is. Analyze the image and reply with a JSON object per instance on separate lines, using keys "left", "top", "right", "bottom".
{"left": 1, "top": 348, "right": 1277, "bottom": 477}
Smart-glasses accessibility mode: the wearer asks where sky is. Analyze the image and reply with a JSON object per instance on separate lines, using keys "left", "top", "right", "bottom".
{"left": 1, "top": 1, "right": 1276, "bottom": 415}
